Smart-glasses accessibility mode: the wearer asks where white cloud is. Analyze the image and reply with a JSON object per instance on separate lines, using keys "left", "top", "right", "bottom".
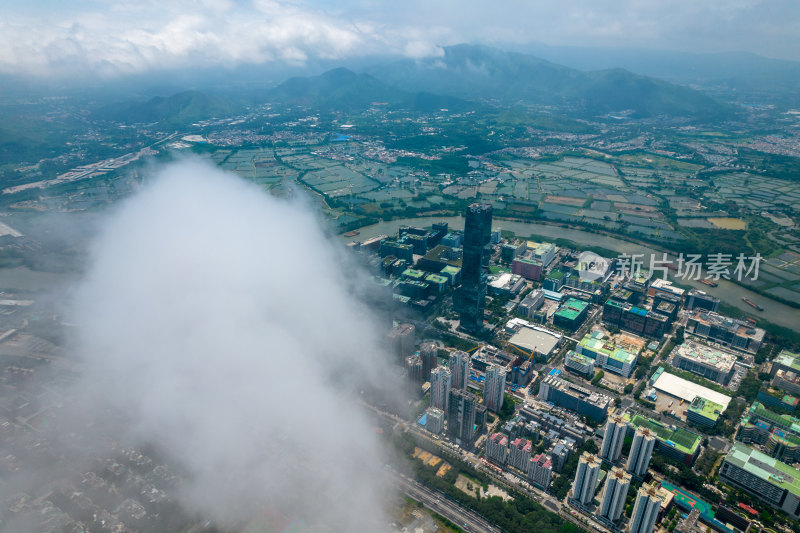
{"left": 68, "top": 158, "right": 398, "bottom": 530}
{"left": 0, "top": 1, "right": 383, "bottom": 77}
{"left": 0, "top": 0, "right": 798, "bottom": 77}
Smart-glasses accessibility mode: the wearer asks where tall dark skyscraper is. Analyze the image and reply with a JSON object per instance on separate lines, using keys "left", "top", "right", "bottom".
{"left": 420, "top": 341, "right": 438, "bottom": 381}
{"left": 454, "top": 203, "right": 493, "bottom": 333}
{"left": 446, "top": 388, "right": 478, "bottom": 445}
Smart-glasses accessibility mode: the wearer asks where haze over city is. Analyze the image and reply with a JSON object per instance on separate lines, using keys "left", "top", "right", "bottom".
{"left": 2, "top": 1, "right": 800, "bottom": 533}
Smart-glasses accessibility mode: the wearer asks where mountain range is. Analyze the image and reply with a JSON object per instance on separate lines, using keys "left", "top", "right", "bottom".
{"left": 265, "top": 67, "right": 470, "bottom": 113}
{"left": 94, "top": 90, "right": 235, "bottom": 126}
{"left": 94, "top": 44, "right": 739, "bottom": 126}
{"left": 365, "top": 45, "right": 731, "bottom": 119}
{"left": 510, "top": 43, "right": 800, "bottom": 106}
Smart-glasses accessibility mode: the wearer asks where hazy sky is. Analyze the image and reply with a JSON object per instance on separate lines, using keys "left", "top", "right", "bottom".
{"left": 2, "top": 0, "right": 799, "bottom": 77}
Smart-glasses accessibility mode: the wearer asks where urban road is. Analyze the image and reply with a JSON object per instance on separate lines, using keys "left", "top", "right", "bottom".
{"left": 393, "top": 470, "right": 501, "bottom": 533}
{"left": 365, "top": 403, "right": 601, "bottom": 533}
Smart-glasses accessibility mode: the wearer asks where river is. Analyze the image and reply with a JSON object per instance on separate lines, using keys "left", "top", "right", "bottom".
{"left": 2, "top": 215, "right": 796, "bottom": 331}
{"left": 340, "top": 215, "right": 800, "bottom": 332}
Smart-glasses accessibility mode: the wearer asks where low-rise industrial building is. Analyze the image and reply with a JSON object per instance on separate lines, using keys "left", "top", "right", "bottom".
{"left": 424, "top": 273, "right": 449, "bottom": 294}
{"left": 543, "top": 269, "right": 566, "bottom": 291}
{"left": 517, "top": 289, "right": 544, "bottom": 317}
{"left": 686, "top": 397, "right": 723, "bottom": 428}
{"left": 440, "top": 232, "right": 463, "bottom": 248}
{"left": 719, "top": 443, "right": 800, "bottom": 519}
{"left": 757, "top": 390, "right": 799, "bottom": 412}
{"left": 538, "top": 375, "right": 611, "bottom": 422}
{"left": 500, "top": 240, "right": 526, "bottom": 263}
{"left": 576, "top": 329, "right": 639, "bottom": 378}
{"left": 685, "top": 310, "right": 765, "bottom": 354}
{"left": 380, "top": 240, "right": 413, "bottom": 262}
{"left": 507, "top": 325, "right": 562, "bottom": 358}
{"left": 628, "top": 414, "right": 702, "bottom": 466}
{"left": 772, "top": 349, "right": 800, "bottom": 377}
{"left": 772, "top": 369, "right": 800, "bottom": 396}
{"left": 417, "top": 244, "right": 462, "bottom": 273}
{"left": 511, "top": 257, "right": 543, "bottom": 281}
{"left": 488, "top": 272, "right": 526, "bottom": 298}
{"left": 650, "top": 369, "right": 732, "bottom": 414}
{"left": 671, "top": 340, "right": 738, "bottom": 385}
{"left": 565, "top": 350, "right": 596, "bottom": 376}
{"left": 439, "top": 265, "right": 461, "bottom": 285}
{"left": 526, "top": 241, "right": 558, "bottom": 267}
{"left": 648, "top": 278, "right": 685, "bottom": 300}
{"left": 602, "top": 296, "right": 670, "bottom": 339}
{"left": 562, "top": 272, "right": 607, "bottom": 303}
{"left": 736, "top": 402, "right": 800, "bottom": 465}
{"left": 553, "top": 298, "right": 590, "bottom": 331}
{"left": 685, "top": 289, "right": 720, "bottom": 312}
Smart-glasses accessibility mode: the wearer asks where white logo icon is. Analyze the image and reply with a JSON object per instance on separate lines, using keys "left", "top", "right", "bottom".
{"left": 577, "top": 251, "right": 609, "bottom": 282}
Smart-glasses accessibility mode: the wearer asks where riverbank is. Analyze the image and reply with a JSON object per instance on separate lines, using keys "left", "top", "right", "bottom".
{"left": 340, "top": 215, "right": 800, "bottom": 334}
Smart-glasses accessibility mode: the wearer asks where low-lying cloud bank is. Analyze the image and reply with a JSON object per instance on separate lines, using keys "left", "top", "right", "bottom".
{"left": 68, "top": 159, "right": 396, "bottom": 530}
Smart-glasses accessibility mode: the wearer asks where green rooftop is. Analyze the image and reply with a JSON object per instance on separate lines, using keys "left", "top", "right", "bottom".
{"left": 605, "top": 299, "right": 625, "bottom": 310}
{"left": 516, "top": 257, "right": 543, "bottom": 266}
{"left": 688, "top": 397, "right": 723, "bottom": 422}
{"left": 578, "top": 331, "right": 638, "bottom": 365}
{"left": 527, "top": 241, "right": 556, "bottom": 255}
{"left": 567, "top": 271, "right": 600, "bottom": 286}
{"left": 724, "top": 443, "right": 800, "bottom": 499}
{"left": 401, "top": 279, "right": 429, "bottom": 288}
{"left": 425, "top": 274, "right": 448, "bottom": 284}
{"left": 772, "top": 428, "right": 800, "bottom": 447}
{"left": 749, "top": 402, "right": 800, "bottom": 436}
{"left": 775, "top": 350, "right": 800, "bottom": 372}
{"left": 566, "top": 350, "right": 594, "bottom": 366}
{"left": 631, "top": 414, "right": 701, "bottom": 455}
{"left": 547, "top": 269, "right": 566, "bottom": 280}
{"left": 440, "top": 265, "right": 460, "bottom": 275}
{"left": 555, "top": 298, "right": 589, "bottom": 320}
{"left": 402, "top": 268, "right": 425, "bottom": 280}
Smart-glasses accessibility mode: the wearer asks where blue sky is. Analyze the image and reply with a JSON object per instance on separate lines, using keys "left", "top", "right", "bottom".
{"left": 2, "top": 0, "right": 798, "bottom": 77}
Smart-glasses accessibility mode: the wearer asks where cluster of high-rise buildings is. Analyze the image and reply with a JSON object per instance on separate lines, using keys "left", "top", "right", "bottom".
{"left": 421, "top": 349, "right": 506, "bottom": 446}
{"left": 371, "top": 205, "right": 800, "bottom": 531}
{"left": 570, "top": 451, "right": 662, "bottom": 533}
{"left": 599, "top": 415, "right": 656, "bottom": 479}
{"left": 561, "top": 413, "right": 661, "bottom": 531}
